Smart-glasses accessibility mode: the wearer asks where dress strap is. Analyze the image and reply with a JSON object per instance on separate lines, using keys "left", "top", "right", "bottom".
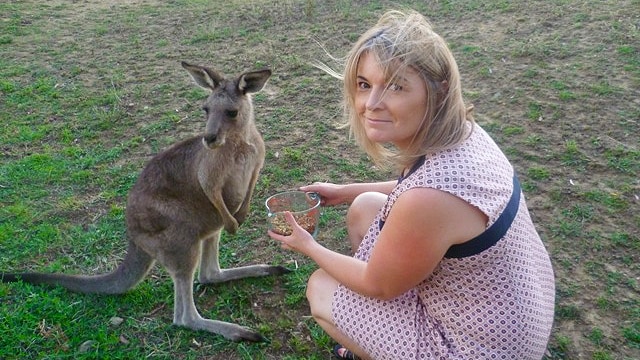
{"left": 444, "top": 175, "right": 521, "bottom": 259}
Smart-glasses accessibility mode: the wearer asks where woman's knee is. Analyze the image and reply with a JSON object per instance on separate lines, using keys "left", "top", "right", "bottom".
{"left": 346, "top": 192, "right": 387, "bottom": 245}
{"left": 306, "top": 269, "right": 338, "bottom": 318}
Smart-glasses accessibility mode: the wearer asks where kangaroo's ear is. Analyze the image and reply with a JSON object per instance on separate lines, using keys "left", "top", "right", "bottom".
{"left": 181, "top": 61, "right": 224, "bottom": 91}
{"left": 238, "top": 69, "right": 272, "bottom": 94}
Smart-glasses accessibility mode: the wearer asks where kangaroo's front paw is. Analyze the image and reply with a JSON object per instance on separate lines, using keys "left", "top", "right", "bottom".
{"left": 224, "top": 218, "right": 239, "bottom": 234}
{"left": 234, "top": 213, "right": 248, "bottom": 226}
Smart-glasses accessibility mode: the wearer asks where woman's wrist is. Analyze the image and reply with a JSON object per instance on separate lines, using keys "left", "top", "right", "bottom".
{"left": 338, "top": 183, "right": 360, "bottom": 205}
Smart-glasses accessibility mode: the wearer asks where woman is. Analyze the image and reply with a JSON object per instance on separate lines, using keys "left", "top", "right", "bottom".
{"left": 268, "top": 9, "right": 555, "bottom": 360}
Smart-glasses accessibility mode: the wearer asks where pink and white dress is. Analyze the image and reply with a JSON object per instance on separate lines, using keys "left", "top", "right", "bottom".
{"left": 332, "top": 123, "right": 555, "bottom": 359}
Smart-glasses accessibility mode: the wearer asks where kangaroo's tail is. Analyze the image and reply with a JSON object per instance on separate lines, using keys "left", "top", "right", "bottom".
{"left": 0, "top": 241, "right": 155, "bottom": 295}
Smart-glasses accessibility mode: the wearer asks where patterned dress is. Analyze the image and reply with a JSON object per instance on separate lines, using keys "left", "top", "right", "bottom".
{"left": 332, "top": 123, "right": 555, "bottom": 359}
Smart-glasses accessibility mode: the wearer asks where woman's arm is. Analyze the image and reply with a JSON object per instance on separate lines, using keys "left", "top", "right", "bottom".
{"left": 270, "top": 187, "right": 488, "bottom": 300}
{"left": 300, "top": 180, "right": 397, "bottom": 206}
{"left": 356, "top": 188, "right": 487, "bottom": 298}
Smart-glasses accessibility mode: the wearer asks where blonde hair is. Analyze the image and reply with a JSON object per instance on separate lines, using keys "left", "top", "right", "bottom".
{"left": 341, "top": 10, "right": 474, "bottom": 169}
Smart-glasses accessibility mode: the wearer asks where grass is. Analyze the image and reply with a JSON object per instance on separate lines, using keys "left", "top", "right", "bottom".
{"left": 1, "top": 0, "right": 639, "bottom": 359}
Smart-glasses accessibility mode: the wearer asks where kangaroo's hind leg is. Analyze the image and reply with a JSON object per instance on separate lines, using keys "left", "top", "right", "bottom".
{"left": 197, "top": 230, "right": 290, "bottom": 284}
{"left": 149, "top": 229, "right": 265, "bottom": 342}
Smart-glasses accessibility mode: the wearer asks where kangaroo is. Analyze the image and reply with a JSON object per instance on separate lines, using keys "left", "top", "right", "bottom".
{"left": 0, "top": 61, "right": 289, "bottom": 342}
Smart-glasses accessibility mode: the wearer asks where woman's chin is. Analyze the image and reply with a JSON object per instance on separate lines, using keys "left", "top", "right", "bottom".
{"left": 364, "top": 129, "right": 389, "bottom": 143}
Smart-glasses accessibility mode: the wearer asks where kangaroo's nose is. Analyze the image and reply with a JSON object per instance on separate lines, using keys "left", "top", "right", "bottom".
{"left": 203, "top": 133, "right": 224, "bottom": 149}
{"left": 204, "top": 133, "right": 217, "bottom": 145}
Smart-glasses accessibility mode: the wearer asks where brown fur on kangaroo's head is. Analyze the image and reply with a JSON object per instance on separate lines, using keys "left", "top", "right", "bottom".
{"left": 181, "top": 61, "right": 271, "bottom": 149}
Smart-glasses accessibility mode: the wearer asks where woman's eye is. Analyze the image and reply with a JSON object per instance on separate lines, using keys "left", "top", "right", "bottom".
{"left": 357, "top": 81, "right": 370, "bottom": 89}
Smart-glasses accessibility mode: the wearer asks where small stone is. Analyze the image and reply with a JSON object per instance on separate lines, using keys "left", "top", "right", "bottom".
{"left": 78, "top": 340, "right": 97, "bottom": 353}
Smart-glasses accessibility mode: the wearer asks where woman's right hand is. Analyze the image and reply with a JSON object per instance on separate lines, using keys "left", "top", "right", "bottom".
{"left": 300, "top": 182, "right": 347, "bottom": 206}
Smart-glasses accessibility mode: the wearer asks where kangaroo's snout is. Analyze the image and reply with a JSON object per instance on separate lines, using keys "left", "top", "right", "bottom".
{"left": 203, "top": 133, "right": 224, "bottom": 148}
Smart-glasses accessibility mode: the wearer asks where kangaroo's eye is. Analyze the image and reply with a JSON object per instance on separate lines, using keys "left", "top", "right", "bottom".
{"left": 202, "top": 106, "right": 209, "bottom": 114}
{"left": 226, "top": 110, "right": 238, "bottom": 118}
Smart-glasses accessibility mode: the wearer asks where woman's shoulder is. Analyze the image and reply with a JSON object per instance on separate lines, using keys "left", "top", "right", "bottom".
{"left": 391, "top": 125, "right": 515, "bottom": 221}
{"left": 389, "top": 186, "right": 489, "bottom": 245}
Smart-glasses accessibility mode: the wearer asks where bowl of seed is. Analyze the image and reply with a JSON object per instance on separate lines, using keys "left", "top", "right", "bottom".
{"left": 265, "top": 191, "right": 321, "bottom": 237}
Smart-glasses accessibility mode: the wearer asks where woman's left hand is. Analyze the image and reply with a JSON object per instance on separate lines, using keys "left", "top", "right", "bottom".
{"left": 268, "top": 211, "right": 317, "bottom": 254}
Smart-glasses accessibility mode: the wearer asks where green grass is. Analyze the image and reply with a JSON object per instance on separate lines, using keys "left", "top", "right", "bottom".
{"left": 1, "top": 0, "right": 639, "bottom": 359}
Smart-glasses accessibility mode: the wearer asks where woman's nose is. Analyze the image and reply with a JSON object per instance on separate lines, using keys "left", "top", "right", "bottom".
{"left": 365, "top": 87, "right": 385, "bottom": 110}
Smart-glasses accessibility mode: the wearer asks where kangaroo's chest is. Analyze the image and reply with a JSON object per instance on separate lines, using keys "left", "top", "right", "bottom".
{"left": 217, "top": 140, "right": 264, "bottom": 210}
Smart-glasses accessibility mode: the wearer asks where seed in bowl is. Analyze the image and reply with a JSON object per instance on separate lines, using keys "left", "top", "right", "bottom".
{"left": 270, "top": 211, "right": 318, "bottom": 236}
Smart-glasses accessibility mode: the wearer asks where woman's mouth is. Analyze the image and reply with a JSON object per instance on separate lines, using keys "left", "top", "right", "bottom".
{"left": 366, "top": 117, "right": 391, "bottom": 125}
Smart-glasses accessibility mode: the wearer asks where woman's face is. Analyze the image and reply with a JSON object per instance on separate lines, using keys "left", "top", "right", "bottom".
{"left": 354, "top": 52, "right": 429, "bottom": 149}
